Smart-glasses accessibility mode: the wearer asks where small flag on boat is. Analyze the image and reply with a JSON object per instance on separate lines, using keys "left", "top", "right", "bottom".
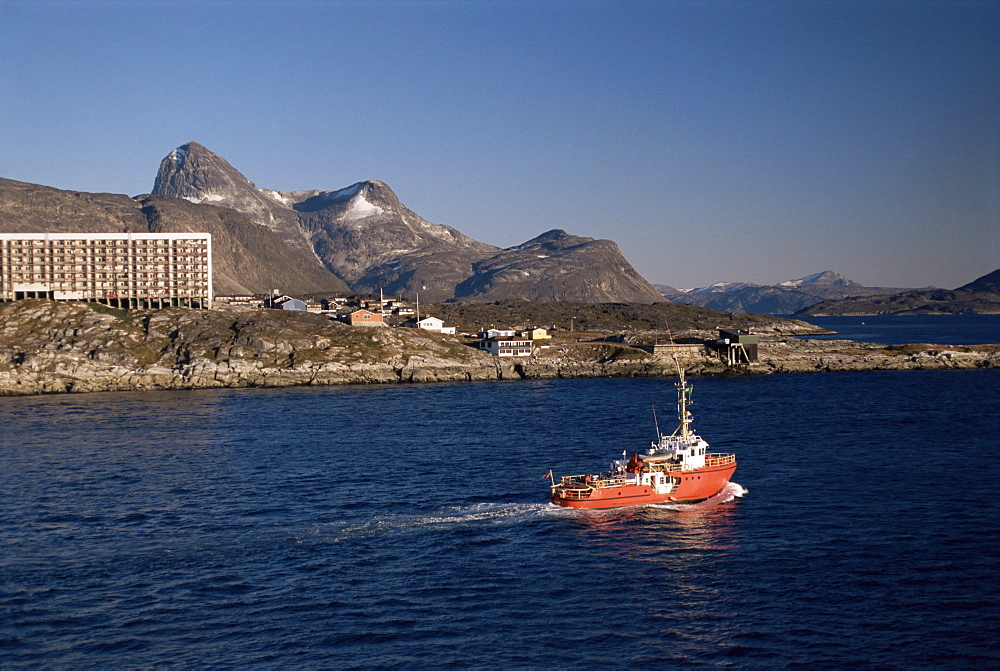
{"left": 542, "top": 469, "right": 553, "bottom": 479}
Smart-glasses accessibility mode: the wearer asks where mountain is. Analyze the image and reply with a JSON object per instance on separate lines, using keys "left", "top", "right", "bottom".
{"left": 0, "top": 142, "right": 663, "bottom": 303}
{"left": 957, "top": 269, "right": 1000, "bottom": 293}
{"left": 691, "top": 282, "right": 755, "bottom": 294}
{"left": 659, "top": 271, "right": 910, "bottom": 314}
{"left": 292, "top": 180, "right": 499, "bottom": 302}
{"left": 453, "top": 230, "right": 664, "bottom": 303}
{"left": 777, "top": 270, "right": 862, "bottom": 289}
{"left": 152, "top": 141, "right": 663, "bottom": 303}
{"left": 796, "top": 269, "right": 1000, "bottom": 315}
{"left": 0, "top": 177, "right": 348, "bottom": 296}
{"left": 154, "top": 143, "right": 497, "bottom": 301}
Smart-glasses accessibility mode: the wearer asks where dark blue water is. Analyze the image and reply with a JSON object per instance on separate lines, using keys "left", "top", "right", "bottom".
{"left": 793, "top": 314, "right": 1000, "bottom": 345}
{"left": 2, "top": 370, "right": 999, "bottom": 668}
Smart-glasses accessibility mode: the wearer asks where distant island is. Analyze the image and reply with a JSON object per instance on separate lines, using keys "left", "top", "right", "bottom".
{"left": 796, "top": 269, "right": 1000, "bottom": 316}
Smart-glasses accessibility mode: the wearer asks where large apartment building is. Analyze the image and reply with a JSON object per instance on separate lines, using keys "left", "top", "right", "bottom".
{"left": 0, "top": 233, "right": 213, "bottom": 309}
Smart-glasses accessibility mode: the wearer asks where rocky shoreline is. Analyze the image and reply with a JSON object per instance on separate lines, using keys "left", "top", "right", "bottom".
{"left": 0, "top": 300, "right": 997, "bottom": 396}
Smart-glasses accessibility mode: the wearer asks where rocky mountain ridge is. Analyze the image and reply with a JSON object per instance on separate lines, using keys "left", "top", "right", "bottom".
{"left": 657, "top": 271, "right": 915, "bottom": 314}
{"left": 796, "top": 269, "right": 1000, "bottom": 315}
{"left": 152, "top": 141, "right": 664, "bottom": 303}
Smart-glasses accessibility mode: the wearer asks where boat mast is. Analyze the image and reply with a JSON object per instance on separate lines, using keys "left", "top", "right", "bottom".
{"left": 665, "top": 320, "right": 693, "bottom": 439}
{"left": 676, "top": 368, "right": 693, "bottom": 439}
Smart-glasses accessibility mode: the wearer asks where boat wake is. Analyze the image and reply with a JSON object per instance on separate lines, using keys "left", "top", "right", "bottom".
{"left": 649, "top": 481, "right": 747, "bottom": 512}
{"left": 415, "top": 501, "right": 567, "bottom": 526}
{"left": 313, "top": 485, "right": 747, "bottom": 544}
{"left": 317, "top": 502, "right": 567, "bottom": 542}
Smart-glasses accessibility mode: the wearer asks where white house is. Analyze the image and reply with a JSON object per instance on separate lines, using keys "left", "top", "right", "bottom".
{"left": 479, "top": 336, "right": 533, "bottom": 357}
{"left": 413, "top": 316, "right": 456, "bottom": 335}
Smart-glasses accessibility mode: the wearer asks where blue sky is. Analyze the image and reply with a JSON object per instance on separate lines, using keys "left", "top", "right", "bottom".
{"left": 2, "top": 0, "right": 996, "bottom": 289}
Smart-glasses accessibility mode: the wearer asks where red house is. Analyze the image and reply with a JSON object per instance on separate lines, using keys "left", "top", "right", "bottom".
{"left": 348, "top": 309, "right": 385, "bottom": 327}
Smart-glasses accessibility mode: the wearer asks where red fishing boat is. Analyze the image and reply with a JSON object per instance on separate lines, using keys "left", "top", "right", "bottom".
{"left": 548, "top": 368, "right": 737, "bottom": 509}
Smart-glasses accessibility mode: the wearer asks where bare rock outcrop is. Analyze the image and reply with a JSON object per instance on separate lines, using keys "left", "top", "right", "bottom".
{"left": 0, "top": 301, "right": 506, "bottom": 395}
{"left": 0, "top": 300, "right": 996, "bottom": 397}
{"left": 755, "top": 338, "right": 1000, "bottom": 373}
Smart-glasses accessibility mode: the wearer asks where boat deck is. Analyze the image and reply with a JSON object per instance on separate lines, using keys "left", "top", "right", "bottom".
{"left": 556, "top": 453, "right": 736, "bottom": 492}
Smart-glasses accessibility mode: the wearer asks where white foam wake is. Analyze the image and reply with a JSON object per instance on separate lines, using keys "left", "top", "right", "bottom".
{"left": 319, "top": 502, "right": 567, "bottom": 541}
{"left": 649, "top": 481, "right": 748, "bottom": 512}
{"left": 315, "top": 486, "right": 747, "bottom": 543}
{"left": 413, "top": 502, "right": 562, "bottom": 526}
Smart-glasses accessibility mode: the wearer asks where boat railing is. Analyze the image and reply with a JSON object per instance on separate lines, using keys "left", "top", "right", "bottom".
{"left": 704, "top": 453, "right": 736, "bottom": 467}
{"left": 557, "top": 488, "right": 590, "bottom": 500}
{"left": 558, "top": 475, "right": 629, "bottom": 490}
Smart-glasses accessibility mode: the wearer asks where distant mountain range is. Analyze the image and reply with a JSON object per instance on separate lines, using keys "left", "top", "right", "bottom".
{"left": 795, "top": 269, "right": 1000, "bottom": 315}
{"left": 0, "top": 142, "right": 663, "bottom": 303}
{"left": 655, "top": 271, "right": 915, "bottom": 314}
{"left": 8, "top": 141, "right": 989, "bottom": 313}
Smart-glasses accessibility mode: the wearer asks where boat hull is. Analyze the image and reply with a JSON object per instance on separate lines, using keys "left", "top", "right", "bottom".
{"left": 551, "top": 463, "right": 736, "bottom": 509}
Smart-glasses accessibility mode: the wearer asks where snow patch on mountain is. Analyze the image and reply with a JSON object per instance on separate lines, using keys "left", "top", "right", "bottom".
{"left": 183, "top": 193, "right": 225, "bottom": 204}
{"left": 686, "top": 281, "right": 756, "bottom": 294}
{"left": 345, "top": 195, "right": 384, "bottom": 222}
{"left": 779, "top": 272, "right": 827, "bottom": 287}
{"left": 778, "top": 271, "right": 857, "bottom": 288}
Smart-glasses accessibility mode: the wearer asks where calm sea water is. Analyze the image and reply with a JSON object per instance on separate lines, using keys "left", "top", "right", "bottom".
{"left": 793, "top": 314, "right": 1000, "bottom": 345}
{"left": 2, "top": 369, "right": 999, "bottom": 668}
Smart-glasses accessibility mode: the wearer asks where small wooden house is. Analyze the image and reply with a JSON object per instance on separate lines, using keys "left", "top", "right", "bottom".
{"left": 521, "top": 327, "right": 551, "bottom": 340}
{"left": 348, "top": 309, "right": 385, "bottom": 327}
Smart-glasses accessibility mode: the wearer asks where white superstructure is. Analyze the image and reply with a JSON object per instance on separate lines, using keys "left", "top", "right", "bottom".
{"left": 647, "top": 372, "right": 709, "bottom": 469}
